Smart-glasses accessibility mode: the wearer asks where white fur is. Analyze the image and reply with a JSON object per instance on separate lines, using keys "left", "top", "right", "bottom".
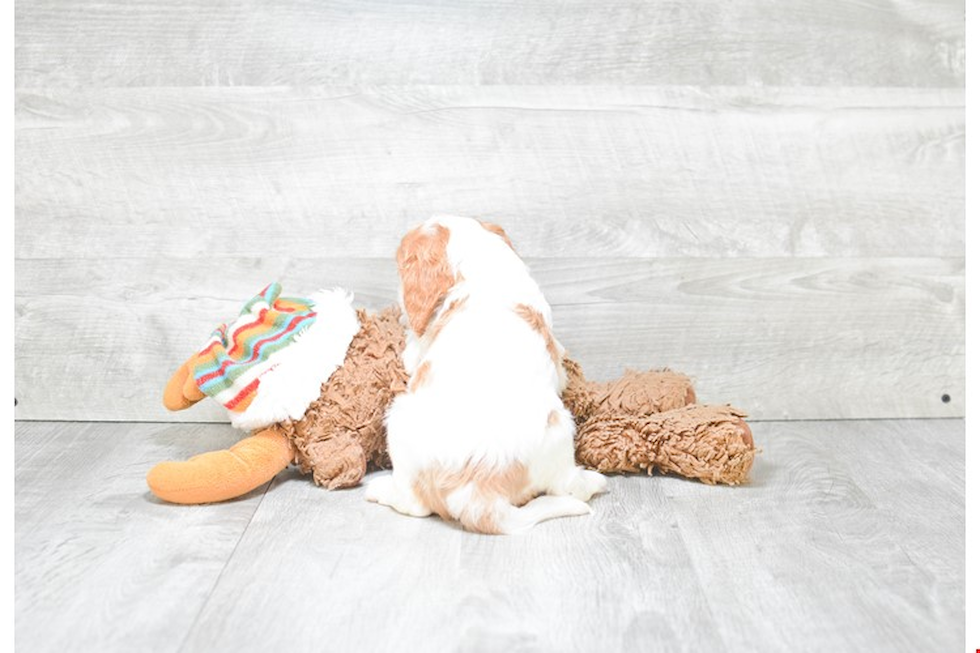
{"left": 230, "top": 288, "right": 360, "bottom": 430}
{"left": 366, "top": 216, "right": 606, "bottom": 533}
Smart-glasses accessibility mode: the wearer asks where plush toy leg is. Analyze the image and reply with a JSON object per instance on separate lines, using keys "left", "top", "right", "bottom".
{"left": 298, "top": 433, "right": 369, "bottom": 490}
{"left": 562, "top": 358, "right": 696, "bottom": 422}
{"left": 162, "top": 355, "right": 206, "bottom": 411}
{"left": 146, "top": 429, "right": 294, "bottom": 504}
{"left": 595, "top": 369, "right": 697, "bottom": 413}
{"left": 574, "top": 404, "right": 756, "bottom": 485}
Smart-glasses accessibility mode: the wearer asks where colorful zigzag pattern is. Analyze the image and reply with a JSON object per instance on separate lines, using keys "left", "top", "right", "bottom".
{"left": 192, "top": 283, "right": 317, "bottom": 414}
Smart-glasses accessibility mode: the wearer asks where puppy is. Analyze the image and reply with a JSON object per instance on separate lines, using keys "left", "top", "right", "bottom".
{"left": 365, "top": 216, "right": 606, "bottom": 534}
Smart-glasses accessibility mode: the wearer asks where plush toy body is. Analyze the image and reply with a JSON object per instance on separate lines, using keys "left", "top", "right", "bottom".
{"left": 148, "top": 286, "right": 755, "bottom": 504}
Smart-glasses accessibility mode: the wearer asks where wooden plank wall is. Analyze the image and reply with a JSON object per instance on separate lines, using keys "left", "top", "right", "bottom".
{"left": 14, "top": 1, "right": 964, "bottom": 422}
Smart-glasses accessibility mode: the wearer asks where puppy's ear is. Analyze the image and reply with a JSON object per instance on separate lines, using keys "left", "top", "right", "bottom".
{"left": 479, "top": 220, "right": 515, "bottom": 251}
{"left": 397, "top": 224, "right": 455, "bottom": 336}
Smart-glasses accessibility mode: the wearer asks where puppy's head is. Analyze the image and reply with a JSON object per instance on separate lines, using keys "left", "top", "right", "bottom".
{"left": 396, "top": 216, "right": 516, "bottom": 336}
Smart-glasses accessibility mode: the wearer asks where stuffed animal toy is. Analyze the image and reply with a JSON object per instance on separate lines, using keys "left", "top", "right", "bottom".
{"left": 147, "top": 283, "right": 755, "bottom": 505}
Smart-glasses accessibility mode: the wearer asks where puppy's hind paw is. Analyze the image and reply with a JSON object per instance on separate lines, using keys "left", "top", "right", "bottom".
{"left": 365, "top": 474, "right": 432, "bottom": 517}
{"left": 565, "top": 469, "right": 608, "bottom": 502}
{"left": 364, "top": 475, "right": 393, "bottom": 504}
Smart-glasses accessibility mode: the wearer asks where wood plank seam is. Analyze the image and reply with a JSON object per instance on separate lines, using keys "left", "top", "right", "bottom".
{"left": 174, "top": 478, "right": 276, "bottom": 653}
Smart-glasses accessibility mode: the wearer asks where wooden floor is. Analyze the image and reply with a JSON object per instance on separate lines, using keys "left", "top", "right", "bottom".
{"left": 15, "top": 419, "right": 964, "bottom": 653}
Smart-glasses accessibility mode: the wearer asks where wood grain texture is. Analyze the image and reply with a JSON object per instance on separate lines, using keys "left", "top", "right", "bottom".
{"left": 13, "top": 257, "right": 964, "bottom": 422}
{"left": 14, "top": 0, "right": 964, "bottom": 87}
{"left": 671, "top": 419, "right": 964, "bottom": 652}
{"left": 14, "top": 421, "right": 265, "bottom": 653}
{"left": 15, "top": 86, "right": 964, "bottom": 259}
{"left": 180, "top": 461, "right": 722, "bottom": 653}
{"left": 15, "top": 419, "right": 964, "bottom": 652}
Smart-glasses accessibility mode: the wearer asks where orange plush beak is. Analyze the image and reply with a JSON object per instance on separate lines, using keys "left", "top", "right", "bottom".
{"left": 162, "top": 355, "right": 206, "bottom": 411}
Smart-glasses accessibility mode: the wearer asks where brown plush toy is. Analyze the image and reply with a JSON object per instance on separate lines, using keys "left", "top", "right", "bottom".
{"left": 147, "top": 285, "right": 755, "bottom": 505}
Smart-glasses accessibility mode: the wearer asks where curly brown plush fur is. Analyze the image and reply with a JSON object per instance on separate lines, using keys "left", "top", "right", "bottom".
{"left": 562, "top": 359, "right": 755, "bottom": 485}
{"left": 259, "top": 309, "right": 755, "bottom": 490}
{"left": 270, "top": 306, "right": 408, "bottom": 489}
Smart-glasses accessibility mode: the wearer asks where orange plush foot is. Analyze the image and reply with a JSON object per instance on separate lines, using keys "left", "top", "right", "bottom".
{"left": 147, "top": 428, "right": 294, "bottom": 504}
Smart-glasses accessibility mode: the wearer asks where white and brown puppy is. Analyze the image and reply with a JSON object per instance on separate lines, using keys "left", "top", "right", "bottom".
{"left": 365, "top": 215, "right": 606, "bottom": 534}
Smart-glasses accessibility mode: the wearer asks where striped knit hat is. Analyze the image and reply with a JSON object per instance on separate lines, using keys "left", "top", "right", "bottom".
{"left": 192, "top": 283, "right": 361, "bottom": 431}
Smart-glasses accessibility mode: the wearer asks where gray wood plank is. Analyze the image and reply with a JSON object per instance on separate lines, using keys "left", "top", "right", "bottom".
{"left": 14, "top": 422, "right": 267, "bottom": 653}
{"left": 170, "top": 419, "right": 959, "bottom": 652}
{"left": 15, "top": 0, "right": 964, "bottom": 87}
{"left": 14, "top": 419, "right": 964, "bottom": 652}
{"left": 15, "top": 86, "right": 964, "bottom": 259}
{"left": 178, "top": 450, "right": 723, "bottom": 652}
{"left": 14, "top": 257, "right": 964, "bottom": 422}
{"left": 819, "top": 419, "right": 965, "bottom": 606}
{"left": 669, "top": 419, "right": 964, "bottom": 652}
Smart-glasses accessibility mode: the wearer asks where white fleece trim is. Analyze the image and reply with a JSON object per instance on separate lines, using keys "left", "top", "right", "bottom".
{"left": 229, "top": 288, "right": 360, "bottom": 431}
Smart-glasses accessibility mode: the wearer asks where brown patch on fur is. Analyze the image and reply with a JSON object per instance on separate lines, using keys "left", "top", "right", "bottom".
{"left": 409, "top": 361, "right": 432, "bottom": 392}
{"left": 479, "top": 221, "right": 516, "bottom": 252}
{"left": 547, "top": 410, "right": 561, "bottom": 427}
{"left": 397, "top": 224, "right": 455, "bottom": 336}
{"left": 427, "top": 295, "right": 469, "bottom": 344}
{"left": 514, "top": 303, "right": 562, "bottom": 369}
{"left": 413, "top": 461, "right": 533, "bottom": 534}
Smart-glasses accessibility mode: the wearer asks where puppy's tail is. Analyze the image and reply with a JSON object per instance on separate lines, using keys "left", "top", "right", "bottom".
{"left": 462, "top": 495, "right": 592, "bottom": 535}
